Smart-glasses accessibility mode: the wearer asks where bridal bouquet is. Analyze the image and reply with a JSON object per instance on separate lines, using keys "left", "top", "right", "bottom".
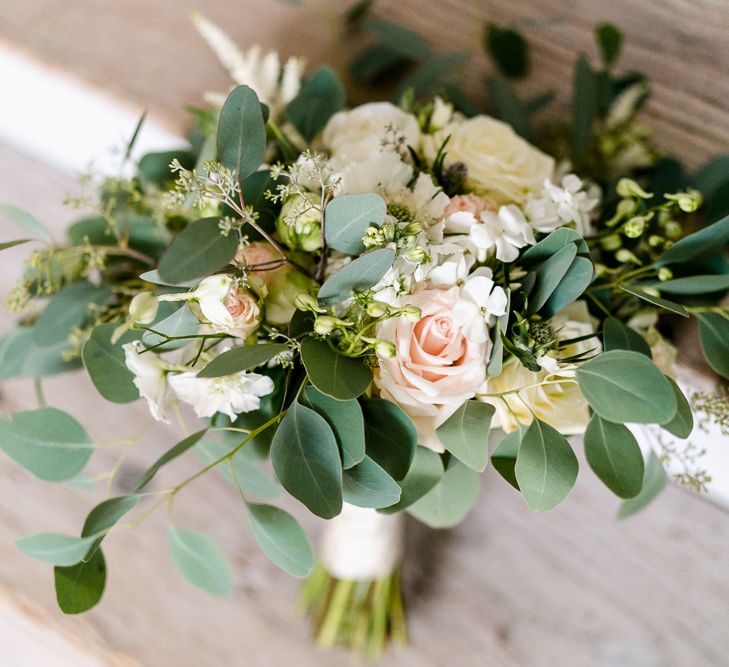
{"left": 2, "top": 12, "right": 727, "bottom": 659}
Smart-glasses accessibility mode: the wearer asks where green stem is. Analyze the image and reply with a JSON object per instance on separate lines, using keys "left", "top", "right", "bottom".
{"left": 317, "top": 579, "right": 356, "bottom": 648}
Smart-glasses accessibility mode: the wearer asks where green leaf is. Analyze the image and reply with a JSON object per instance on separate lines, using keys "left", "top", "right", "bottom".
{"left": 436, "top": 400, "right": 494, "bottom": 472}
{"left": 299, "top": 338, "right": 373, "bottom": 400}
{"left": 343, "top": 456, "right": 401, "bottom": 508}
{"left": 82, "top": 323, "right": 140, "bottom": 403}
{"left": 169, "top": 527, "right": 233, "bottom": 596}
{"left": 33, "top": 281, "right": 111, "bottom": 347}
{"left": 693, "top": 156, "right": 729, "bottom": 201}
{"left": 529, "top": 243, "right": 577, "bottom": 313}
{"left": 662, "top": 377, "right": 694, "bottom": 438}
{"left": 697, "top": 313, "right": 729, "bottom": 379}
{"left": 361, "top": 398, "right": 417, "bottom": 481}
{"left": 246, "top": 503, "right": 314, "bottom": 578}
{"left": 318, "top": 247, "right": 395, "bottom": 304}
{"left": 408, "top": 458, "right": 480, "bottom": 529}
{"left": 55, "top": 548, "right": 106, "bottom": 614}
{"left": 81, "top": 495, "right": 139, "bottom": 558}
{"left": 270, "top": 401, "right": 342, "bottom": 519}
{"left": 285, "top": 67, "right": 346, "bottom": 141}
{"left": 576, "top": 350, "right": 677, "bottom": 424}
{"left": 0, "top": 238, "right": 31, "bottom": 251}
{"left": 139, "top": 270, "right": 199, "bottom": 288}
{"left": 134, "top": 430, "right": 207, "bottom": 491}
{"left": 656, "top": 214, "right": 729, "bottom": 267}
{"left": 217, "top": 85, "right": 267, "bottom": 182}
{"left": 394, "top": 52, "right": 469, "bottom": 100}
{"left": 572, "top": 55, "right": 597, "bottom": 162}
{"left": 197, "top": 343, "right": 289, "bottom": 378}
{"left": 141, "top": 304, "right": 200, "bottom": 351}
{"left": 363, "top": 17, "right": 433, "bottom": 60}
{"left": 486, "top": 288, "right": 510, "bottom": 377}
{"left": 543, "top": 256, "right": 593, "bottom": 316}
{"left": 299, "top": 386, "right": 365, "bottom": 468}
{"left": 491, "top": 428, "right": 522, "bottom": 490}
{"left": 158, "top": 217, "right": 239, "bottom": 283}
{"left": 603, "top": 317, "right": 651, "bottom": 356}
{"left": 521, "top": 227, "right": 589, "bottom": 263}
{"left": 485, "top": 76, "right": 530, "bottom": 138}
{"left": 0, "top": 204, "right": 52, "bottom": 241}
{"left": 0, "top": 327, "right": 80, "bottom": 380}
{"left": 17, "top": 533, "right": 96, "bottom": 566}
{"left": 379, "top": 447, "right": 444, "bottom": 514}
{"left": 324, "top": 193, "right": 386, "bottom": 255}
{"left": 619, "top": 284, "right": 689, "bottom": 317}
{"left": 138, "top": 150, "right": 195, "bottom": 185}
{"left": 617, "top": 451, "right": 668, "bottom": 519}
{"left": 484, "top": 24, "right": 529, "bottom": 79}
{"left": 646, "top": 274, "right": 729, "bottom": 295}
{"left": 0, "top": 407, "right": 92, "bottom": 482}
{"left": 584, "top": 414, "right": 644, "bottom": 498}
{"left": 515, "top": 418, "right": 579, "bottom": 511}
{"left": 596, "top": 23, "right": 623, "bottom": 68}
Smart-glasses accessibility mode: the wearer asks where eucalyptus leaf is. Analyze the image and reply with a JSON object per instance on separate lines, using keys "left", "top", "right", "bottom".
{"left": 141, "top": 305, "right": 200, "bottom": 351}
{"left": 572, "top": 55, "right": 597, "bottom": 162}
{"left": 0, "top": 408, "right": 92, "bottom": 482}
{"left": 596, "top": 23, "right": 623, "bottom": 68}
{"left": 324, "top": 193, "right": 386, "bottom": 255}
{"left": 584, "top": 414, "right": 644, "bottom": 498}
{"left": 655, "top": 214, "right": 729, "bottom": 267}
{"left": 246, "top": 503, "right": 313, "bottom": 577}
{"left": 139, "top": 270, "right": 199, "bottom": 288}
{"left": 81, "top": 495, "right": 140, "bottom": 558}
{"left": 617, "top": 450, "right": 668, "bottom": 519}
{"left": 485, "top": 77, "right": 530, "bottom": 138}
{"left": 285, "top": 67, "right": 346, "bottom": 141}
{"left": 603, "top": 317, "right": 651, "bottom": 356}
{"left": 543, "top": 256, "right": 593, "bottom": 316}
{"left": 16, "top": 533, "right": 97, "bottom": 566}
{"left": 486, "top": 289, "right": 510, "bottom": 377}
{"left": 0, "top": 204, "right": 52, "bottom": 241}
{"left": 515, "top": 418, "right": 578, "bottom": 511}
{"left": 82, "top": 323, "right": 140, "bottom": 403}
{"left": 318, "top": 248, "right": 395, "bottom": 304}
{"left": 198, "top": 343, "right": 289, "bottom": 378}
{"left": 138, "top": 150, "right": 195, "bottom": 185}
{"left": 299, "top": 338, "right": 373, "bottom": 400}
{"left": 361, "top": 398, "right": 417, "bottom": 481}
{"left": 134, "top": 430, "right": 207, "bottom": 491}
{"left": 169, "top": 527, "right": 233, "bottom": 596}
{"left": 55, "top": 548, "right": 106, "bottom": 614}
{"left": 529, "top": 243, "right": 577, "bottom": 313}
{"left": 491, "top": 428, "right": 522, "bottom": 490}
{"left": 343, "top": 456, "right": 401, "bottom": 508}
{"left": 521, "top": 227, "right": 589, "bottom": 263}
{"left": 697, "top": 313, "right": 729, "bottom": 379}
{"left": 576, "top": 350, "right": 677, "bottom": 424}
{"left": 0, "top": 238, "right": 31, "bottom": 251}
{"left": 0, "top": 327, "right": 80, "bottom": 380}
{"left": 619, "top": 284, "right": 688, "bottom": 317}
{"left": 379, "top": 447, "right": 444, "bottom": 514}
{"left": 485, "top": 24, "right": 529, "bottom": 79}
{"left": 270, "top": 401, "right": 342, "bottom": 519}
{"left": 662, "top": 377, "right": 694, "bottom": 439}
{"left": 217, "top": 85, "right": 267, "bottom": 182}
{"left": 647, "top": 274, "right": 729, "bottom": 295}
{"left": 363, "top": 17, "right": 433, "bottom": 60}
{"left": 436, "top": 400, "right": 494, "bottom": 472}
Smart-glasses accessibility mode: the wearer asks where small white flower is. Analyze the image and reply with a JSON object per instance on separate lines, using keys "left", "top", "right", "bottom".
{"left": 123, "top": 341, "right": 170, "bottom": 422}
{"left": 452, "top": 271, "right": 508, "bottom": 343}
{"left": 525, "top": 175, "right": 599, "bottom": 236}
{"left": 467, "top": 205, "right": 536, "bottom": 262}
{"left": 168, "top": 370, "right": 274, "bottom": 420}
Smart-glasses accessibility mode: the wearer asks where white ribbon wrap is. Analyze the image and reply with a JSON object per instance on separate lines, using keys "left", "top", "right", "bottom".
{"left": 320, "top": 503, "right": 404, "bottom": 581}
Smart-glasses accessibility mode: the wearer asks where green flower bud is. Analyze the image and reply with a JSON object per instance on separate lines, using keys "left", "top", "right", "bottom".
{"left": 314, "top": 316, "right": 340, "bottom": 335}
{"left": 658, "top": 267, "right": 673, "bottom": 282}
{"left": 294, "top": 292, "right": 321, "bottom": 312}
{"left": 616, "top": 178, "right": 652, "bottom": 199}
{"left": 606, "top": 198, "right": 637, "bottom": 226}
{"left": 616, "top": 249, "right": 641, "bottom": 265}
{"left": 276, "top": 193, "right": 322, "bottom": 252}
{"left": 648, "top": 234, "right": 664, "bottom": 247}
{"left": 374, "top": 340, "right": 397, "bottom": 358}
{"left": 366, "top": 301, "right": 390, "bottom": 318}
{"left": 623, "top": 216, "right": 646, "bottom": 238}
{"left": 601, "top": 234, "right": 622, "bottom": 251}
{"left": 664, "top": 221, "right": 682, "bottom": 240}
{"left": 666, "top": 189, "right": 702, "bottom": 213}
{"left": 399, "top": 305, "right": 422, "bottom": 323}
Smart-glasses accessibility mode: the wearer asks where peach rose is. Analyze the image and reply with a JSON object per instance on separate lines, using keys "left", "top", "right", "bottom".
{"left": 443, "top": 193, "right": 497, "bottom": 220}
{"left": 234, "top": 242, "right": 285, "bottom": 284}
{"left": 375, "top": 286, "right": 491, "bottom": 451}
{"left": 224, "top": 285, "right": 261, "bottom": 339}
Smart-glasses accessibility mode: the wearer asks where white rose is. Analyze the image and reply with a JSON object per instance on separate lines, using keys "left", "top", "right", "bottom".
{"left": 375, "top": 285, "right": 495, "bottom": 451}
{"left": 123, "top": 341, "right": 170, "bottom": 422}
{"left": 323, "top": 102, "right": 420, "bottom": 167}
{"left": 479, "top": 301, "right": 600, "bottom": 435}
{"left": 439, "top": 115, "right": 554, "bottom": 204}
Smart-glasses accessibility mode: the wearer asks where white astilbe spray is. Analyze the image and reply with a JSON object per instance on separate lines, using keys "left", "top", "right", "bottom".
{"left": 192, "top": 12, "right": 305, "bottom": 117}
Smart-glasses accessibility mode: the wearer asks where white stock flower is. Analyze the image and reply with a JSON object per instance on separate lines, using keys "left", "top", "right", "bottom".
{"left": 168, "top": 369, "right": 274, "bottom": 420}
{"left": 123, "top": 341, "right": 170, "bottom": 422}
{"left": 525, "top": 175, "right": 600, "bottom": 236}
{"left": 452, "top": 271, "right": 508, "bottom": 342}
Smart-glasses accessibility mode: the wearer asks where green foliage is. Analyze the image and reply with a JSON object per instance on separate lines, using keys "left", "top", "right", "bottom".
{"left": 515, "top": 418, "right": 579, "bottom": 511}
{"left": 82, "top": 323, "right": 140, "bottom": 403}
{"left": 0, "top": 327, "right": 80, "bottom": 380}
{"left": 486, "top": 289, "right": 510, "bottom": 377}
{"left": 576, "top": 350, "right": 677, "bottom": 424}
{"left": 436, "top": 400, "right": 494, "bottom": 472}
{"left": 662, "top": 377, "right": 694, "bottom": 439}
{"left": 655, "top": 214, "right": 729, "bottom": 267}
{"left": 343, "top": 456, "right": 402, "bottom": 508}
{"left": 81, "top": 494, "right": 140, "bottom": 558}
{"left": 55, "top": 548, "right": 106, "bottom": 614}
{"left": 139, "top": 150, "right": 195, "bottom": 186}
{"left": 596, "top": 23, "right": 623, "bottom": 69}
{"left": 285, "top": 67, "right": 346, "bottom": 142}
{"left": 697, "top": 313, "right": 729, "bottom": 379}
{"left": 0, "top": 204, "right": 52, "bottom": 241}
{"left": 618, "top": 284, "right": 688, "bottom": 317}
{"left": 16, "top": 533, "right": 97, "bottom": 566}
{"left": 168, "top": 526, "right": 234, "bottom": 596}
{"left": 318, "top": 247, "right": 395, "bottom": 304}
{"left": 584, "top": 414, "right": 644, "bottom": 498}
{"left": 0, "top": 407, "right": 92, "bottom": 482}
{"left": 528, "top": 243, "right": 577, "bottom": 313}
{"left": 491, "top": 428, "right": 522, "bottom": 490}
{"left": 270, "top": 401, "right": 343, "bottom": 519}
{"left": 363, "top": 17, "right": 432, "bottom": 60}
{"left": 617, "top": 450, "right": 668, "bottom": 519}
{"left": 485, "top": 76, "right": 531, "bottom": 138}
{"left": 299, "top": 338, "right": 373, "bottom": 400}
{"left": 484, "top": 24, "right": 529, "bottom": 79}
{"left": 299, "top": 386, "right": 365, "bottom": 468}
{"left": 134, "top": 430, "right": 208, "bottom": 491}
{"left": 361, "top": 398, "right": 417, "bottom": 481}
{"left": 324, "top": 193, "right": 386, "bottom": 255}
{"left": 141, "top": 304, "right": 199, "bottom": 351}
{"left": 649, "top": 274, "right": 729, "bottom": 295}
{"left": 572, "top": 55, "right": 597, "bottom": 164}
{"left": 379, "top": 447, "right": 444, "bottom": 514}
{"left": 602, "top": 317, "right": 651, "bottom": 356}
{"left": 408, "top": 458, "right": 480, "bottom": 528}
{"left": 217, "top": 85, "right": 267, "bottom": 182}
{"left": 198, "top": 343, "right": 289, "bottom": 378}
{"left": 246, "top": 503, "right": 314, "bottom": 578}
{"left": 158, "top": 217, "right": 239, "bottom": 283}
{"left": 0, "top": 239, "right": 31, "bottom": 251}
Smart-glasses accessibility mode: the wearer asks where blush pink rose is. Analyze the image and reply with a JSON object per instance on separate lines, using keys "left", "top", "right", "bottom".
{"left": 224, "top": 286, "right": 261, "bottom": 339}
{"left": 375, "top": 286, "right": 491, "bottom": 451}
{"left": 234, "top": 242, "right": 285, "bottom": 283}
{"left": 443, "top": 193, "right": 497, "bottom": 220}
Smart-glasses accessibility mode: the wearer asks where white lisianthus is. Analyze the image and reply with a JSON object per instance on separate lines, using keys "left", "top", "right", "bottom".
{"left": 123, "top": 341, "right": 171, "bottom": 422}
{"left": 168, "top": 369, "right": 274, "bottom": 420}
{"left": 159, "top": 275, "right": 261, "bottom": 339}
{"left": 434, "top": 115, "right": 554, "bottom": 204}
{"left": 479, "top": 301, "right": 600, "bottom": 434}
{"left": 323, "top": 102, "right": 420, "bottom": 167}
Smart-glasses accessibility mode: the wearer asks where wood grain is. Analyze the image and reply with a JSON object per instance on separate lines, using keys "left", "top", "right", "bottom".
{"left": 2, "top": 143, "right": 729, "bottom": 665}
{"left": 1, "top": 1, "right": 728, "bottom": 169}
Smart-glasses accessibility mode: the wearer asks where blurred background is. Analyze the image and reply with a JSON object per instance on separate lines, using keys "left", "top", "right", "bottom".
{"left": 1, "top": 1, "right": 729, "bottom": 665}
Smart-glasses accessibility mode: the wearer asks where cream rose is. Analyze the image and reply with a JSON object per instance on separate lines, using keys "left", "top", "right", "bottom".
{"left": 440, "top": 115, "right": 554, "bottom": 204}
{"left": 375, "top": 286, "right": 492, "bottom": 451}
{"left": 479, "top": 301, "right": 600, "bottom": 434}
